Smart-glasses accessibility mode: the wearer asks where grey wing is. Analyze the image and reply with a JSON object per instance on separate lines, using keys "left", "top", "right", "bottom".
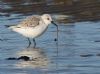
{"left": 18, "top": 15, "right": 40, "bottom": 27}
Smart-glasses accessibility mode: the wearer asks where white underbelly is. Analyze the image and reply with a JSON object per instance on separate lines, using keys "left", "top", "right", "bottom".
{"left": 12, "top": 25, "right": 48, "bottom": 38}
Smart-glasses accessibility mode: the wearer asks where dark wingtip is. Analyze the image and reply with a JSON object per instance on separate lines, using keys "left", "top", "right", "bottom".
{"left": 5, "top": 25, "right": 10, "bottom": 28}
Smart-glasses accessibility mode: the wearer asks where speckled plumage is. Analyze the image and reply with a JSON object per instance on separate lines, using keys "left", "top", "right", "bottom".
{"left": 18, "top": 15, "right": 41, "bottom": 27}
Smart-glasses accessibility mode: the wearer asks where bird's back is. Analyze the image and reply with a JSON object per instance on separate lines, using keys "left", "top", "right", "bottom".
{"left": 18, "top": 15, "right": 41, "bottom": 27}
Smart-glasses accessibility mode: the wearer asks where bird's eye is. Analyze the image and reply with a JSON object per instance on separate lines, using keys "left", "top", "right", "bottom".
{"left": 47, "top": 18, "right": 50, "bottom": 20}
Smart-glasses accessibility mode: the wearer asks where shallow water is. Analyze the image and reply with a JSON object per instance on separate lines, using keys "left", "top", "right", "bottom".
{"left": 0, "top": 1, "right": 100, "bottom": 74}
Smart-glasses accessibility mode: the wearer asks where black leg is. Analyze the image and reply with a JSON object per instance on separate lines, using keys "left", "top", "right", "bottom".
{"left": 27, "top": 38, "right": 31, "bottom": 47}
{"left": 33, "top": 38, "right": 36, "bottom": 48}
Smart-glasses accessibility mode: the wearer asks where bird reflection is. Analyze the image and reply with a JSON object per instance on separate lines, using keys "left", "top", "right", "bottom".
{"left": 7, "top": 47, "right": 49, "bottom": 68}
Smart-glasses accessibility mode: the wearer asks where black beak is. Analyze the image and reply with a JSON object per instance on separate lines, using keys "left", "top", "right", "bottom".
{"left": 51, "top": 21, "right": 58, "bottom": 41}
{"left": 51, "top": 21, "right": 58, "bottom": 27}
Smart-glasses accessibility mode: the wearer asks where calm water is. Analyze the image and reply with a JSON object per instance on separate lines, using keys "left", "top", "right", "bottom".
{"left": 0, "top": 1, "right": 100, "bottom": 74}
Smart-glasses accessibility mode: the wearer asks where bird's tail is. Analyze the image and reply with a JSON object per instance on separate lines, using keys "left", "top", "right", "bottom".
{"left": 5, "top": 25, "right": 16, "bottom": 29}
{"left": 5, "top": 25, "right": 20, "bottom": 33}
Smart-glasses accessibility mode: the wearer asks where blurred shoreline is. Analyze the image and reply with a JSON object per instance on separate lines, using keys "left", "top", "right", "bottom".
{"left": 0, "top": 0, "right": 100, "bottom": 22}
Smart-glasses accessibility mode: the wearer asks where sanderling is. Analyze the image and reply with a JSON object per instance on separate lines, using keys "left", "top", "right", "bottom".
{"left": 6, "top": 14, "right": 58, "bottom": 47}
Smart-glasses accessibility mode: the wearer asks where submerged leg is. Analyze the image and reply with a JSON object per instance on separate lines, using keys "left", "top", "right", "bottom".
{"left": 27, "top": 38, "right": 31, "bottom": 47}
{"left": 33, "top": 38, "right": 36, "bottom": 48}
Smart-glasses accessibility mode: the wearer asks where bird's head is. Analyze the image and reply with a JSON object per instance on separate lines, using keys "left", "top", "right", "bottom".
{"left": 41, "top": 14, "right": 53, "bottom": 25}
{"left": 41, "top": 14, "right": 58, "bottom": 27}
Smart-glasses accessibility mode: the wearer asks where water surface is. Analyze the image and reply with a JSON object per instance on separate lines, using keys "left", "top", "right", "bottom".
{"left": 0, "top": 1, "right": 100, "bottom": 74}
